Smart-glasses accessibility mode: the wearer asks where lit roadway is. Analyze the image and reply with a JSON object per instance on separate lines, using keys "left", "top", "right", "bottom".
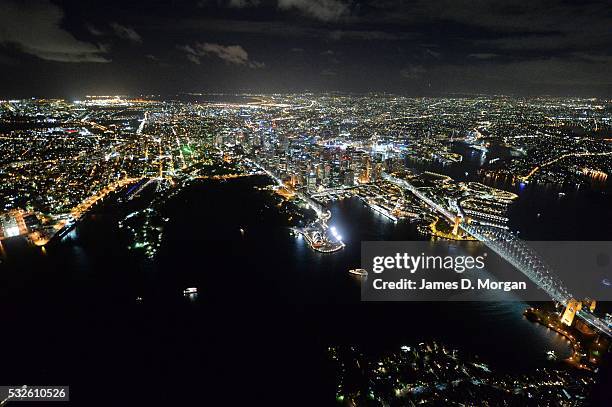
{"left": 382, "top": 173, "right": 454, "bottom": 220}
{"left": 383, "top": 173, "right": 612, "bottom": 337}
{"left": 71, "top": 177, "right": 142, "bottom": 219}
{"left": 136, "top": 112, "right": 148, "bottom": 135}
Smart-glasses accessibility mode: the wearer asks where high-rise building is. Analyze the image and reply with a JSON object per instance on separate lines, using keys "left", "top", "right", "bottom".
{"left": 307, "top": 172, "right": 317, "bottom": 192}
{"left": 343, "top": 170, "right": 355, "bottom": 187}
{"left": 372, "top": 163, "right": 383, "bottom": 182}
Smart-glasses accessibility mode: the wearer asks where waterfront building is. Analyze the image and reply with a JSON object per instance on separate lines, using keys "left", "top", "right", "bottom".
{"left": 0, "top": 210, "right": 29, "bottom": 240}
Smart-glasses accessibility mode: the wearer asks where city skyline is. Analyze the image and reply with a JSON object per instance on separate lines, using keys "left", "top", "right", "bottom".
{"left": 1, "top": 93, "right": 611, "bottom": 405}
{"left": 1, "top": 1, "right": 611, "bottom": 405}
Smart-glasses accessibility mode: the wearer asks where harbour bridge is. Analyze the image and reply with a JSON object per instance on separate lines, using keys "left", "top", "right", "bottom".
{"left": 384, "top": 173, "right": 612, "bottom": 337}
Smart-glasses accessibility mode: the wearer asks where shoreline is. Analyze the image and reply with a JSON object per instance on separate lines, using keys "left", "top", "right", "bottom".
{"left": 523, "top": 307, "right": 607, "bottom": 371}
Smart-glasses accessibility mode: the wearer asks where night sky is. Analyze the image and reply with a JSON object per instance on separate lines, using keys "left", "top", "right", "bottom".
{"left": 0, "top": 0, "right": 610, "bottom": 98}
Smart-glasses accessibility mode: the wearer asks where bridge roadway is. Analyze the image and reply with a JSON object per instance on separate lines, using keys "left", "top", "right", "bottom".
{"left": 383, "top": 173, "right": 612, "bottom": 337}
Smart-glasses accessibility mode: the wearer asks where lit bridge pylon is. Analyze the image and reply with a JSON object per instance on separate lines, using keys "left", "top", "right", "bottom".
{"left": 462, "top": 224, "right": 572, "bottom": 303}
{"left": 383, "top": 172, "right": 611, "bottom": 336}
{"left": 462, "top": 223, "right": 611, "bottom": 337}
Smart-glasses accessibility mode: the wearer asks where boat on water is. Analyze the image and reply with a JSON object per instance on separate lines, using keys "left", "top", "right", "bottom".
{"left": 546, "top": 350, "right": 557, "bottom": 361}
{"left": 183, "top": 287, "right": 198, "bottom": 296}
{"left": 469, "top": 144, "right": 488, "bottom": 152}
{"left": 348, "top": 268, "right": 368, "bottom": 277}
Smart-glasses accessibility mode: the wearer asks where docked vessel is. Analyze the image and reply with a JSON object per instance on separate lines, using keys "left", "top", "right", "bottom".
{"left": 348, "top": 268, "right": 368, "bottom": 277}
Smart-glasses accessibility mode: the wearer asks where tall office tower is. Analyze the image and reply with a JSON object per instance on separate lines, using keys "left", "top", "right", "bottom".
{"left": 343, "top": 170, "right": 355, "bottom": 187}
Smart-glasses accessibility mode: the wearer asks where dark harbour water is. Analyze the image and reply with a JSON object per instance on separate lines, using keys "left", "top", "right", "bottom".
{"left": 443, "top": 142, "right": 612, "bottom": 240}
{"left": 4, "top": 172, "right": 610, "bottom": 406}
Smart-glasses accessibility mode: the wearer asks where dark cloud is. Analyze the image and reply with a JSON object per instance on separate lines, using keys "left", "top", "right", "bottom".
{"left": 178, "top": 42, "right": 264, "bottom": 68}
{"left": 278, "top": 0, "right": 351, "bottom": 22}
{"left": 0, "top": 54, "right": 18, "bottom": 65}
{"left": 185, "top": 52, "right": 201, "bottom": 65}
{"left": 400, "top": 65, "right": 426, "bottom": 80}
{"left": 85, "top": 23, "right": 104, "bottom": 37}
{"left": 432, "top": 57, "right": 612, "bottom": 87}
{"left": 468, "top": 53, "right": 499, "bottom": 60}
{"left": 228, "top": 0, "right": 261, "bottom": 7}
{"left": 328, "top": 29, "right": 416, "bottom": 41}
{"left": 424, "top": 49, "right": 440, "bottom": 59}
{"left": 380, "top": 0, "right": 610, "bottom": 55}
{"left": 110, "top": 23, "right": 143, "bottom": 44}
{"left": 198, "top": 0, "right": 261, "bottom": 8}
{"left": 162, "top": 17, "right": 416, "bottom": 43}
{"left": 0, "top": 0, "right": 609, "bottom": 97}
{"left": 0, "top": 0, "right": 109, "bottom": 63}
{"left": 570, "top": 53, "right": 612, "bottom": 64}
